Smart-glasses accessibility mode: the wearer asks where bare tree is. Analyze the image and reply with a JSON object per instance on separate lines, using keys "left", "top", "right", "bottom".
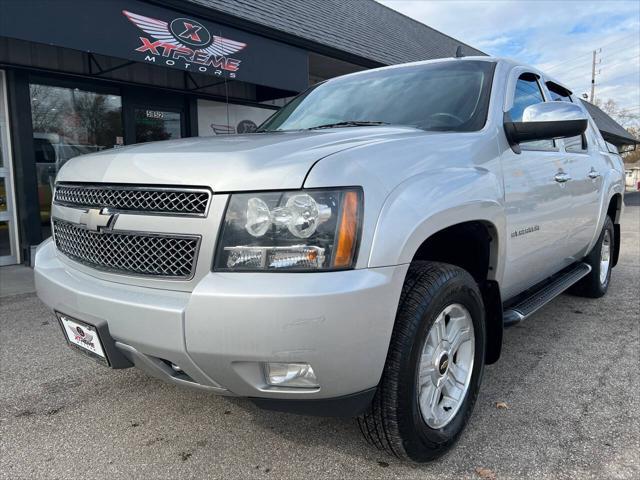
{"left": 594, "top": 98, "right": 639, "bottom": 128}
{"left": 29, "top": 84, "right": 67, "bottom": 133}
{"left": 593, "top": 98, "right": 639, "bottom": 163}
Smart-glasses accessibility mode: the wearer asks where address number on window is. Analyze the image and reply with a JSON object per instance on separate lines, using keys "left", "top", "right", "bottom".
{"left": 145, "top": 110, "right": 164, "bottom": 119}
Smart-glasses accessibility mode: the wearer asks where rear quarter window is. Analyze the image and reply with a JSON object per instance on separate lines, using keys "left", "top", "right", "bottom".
{"left": 546, "top": 82, "right": 586, "bottom": 153}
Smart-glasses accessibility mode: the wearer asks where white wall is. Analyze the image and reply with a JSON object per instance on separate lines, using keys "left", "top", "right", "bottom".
{"left": 197, "top": 99, "right": 275, "bottom": 136}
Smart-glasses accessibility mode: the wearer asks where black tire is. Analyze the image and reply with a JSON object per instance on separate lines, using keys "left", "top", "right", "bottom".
{"left": 569, "top": 216, "right": 615, "bottom": 298}
{"left": 357, "top": 261, "right": 486, "bottom": 462}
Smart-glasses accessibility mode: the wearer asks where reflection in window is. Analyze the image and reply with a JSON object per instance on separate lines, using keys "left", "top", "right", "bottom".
{"left": 511, "top": 74, "right": 554, "bottom": 150}
{"left": 197, "top": 99, "right": 274, "bottom": 136}
{"left": 564, "top": 135, "right": 587, "bottom": 152}
{"left": 512, "top": 75, "right": 546, "bottom": 122}
{"left": 259, "top": 61, "right": 495, "bottom": 132}
{"left": 548, "top": 90, "right": 571, "bottom": 103}
{"left": 0, "top": 178, "right": 6, "bottom": 213}
{"left": 134, "top": 108, "right": 181, "bottom": 143}
{"left": 546, "top": 83, "right": 586, "bottom": 152}
{"left": 29, "top": 84, "right": 123, "bottom": 239}
{"left": 0, "top": 221, "right": 10, "bottom": 257}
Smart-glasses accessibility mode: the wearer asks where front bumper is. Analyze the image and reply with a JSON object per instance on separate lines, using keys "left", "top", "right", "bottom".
{"left": 35, "top": 239, "right": 407, "bottom": 410}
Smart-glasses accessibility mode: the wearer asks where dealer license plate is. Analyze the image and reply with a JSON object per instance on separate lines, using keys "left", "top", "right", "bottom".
{"left": 58, "top": 313, "right": 108, "bottom": 364}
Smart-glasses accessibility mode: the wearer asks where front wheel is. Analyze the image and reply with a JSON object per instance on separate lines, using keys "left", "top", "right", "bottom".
{"left": 358, "top": 262, "right": 486, "bottom": 462}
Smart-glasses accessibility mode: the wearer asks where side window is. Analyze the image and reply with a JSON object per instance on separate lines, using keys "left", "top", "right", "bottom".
{"left": 605, "top": 141, "right": 619, "bottom": 155}
{"left": 564, "top": 134, "right": 587, "bottom": 153}
{"left": 546, "top": 82, "right": 587, "bottom": 153}
{"left": 588, "top": 120, "right": 607, "bottom": 152}
{"left": 512, "top": 74, "right": 554, "bottom": 150}
{"left": 547, "top": 89, "right": 571, "bottom": 102}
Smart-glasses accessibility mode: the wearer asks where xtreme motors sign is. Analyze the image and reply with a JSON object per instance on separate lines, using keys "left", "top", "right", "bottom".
{"left": 0, "top": 0, "right": 309, "bottom": 92}
{"left": 122, "top": 10, "right": 246, "bottom": 77}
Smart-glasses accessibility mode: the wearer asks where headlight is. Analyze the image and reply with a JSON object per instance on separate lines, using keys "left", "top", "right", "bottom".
{"left": 214, "top": 188, "right": 362, "bottom": 271}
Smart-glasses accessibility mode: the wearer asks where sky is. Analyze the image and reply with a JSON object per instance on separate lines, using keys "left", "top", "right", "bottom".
{"left": 378, "top": 0, "right": 640, "bottom": 123}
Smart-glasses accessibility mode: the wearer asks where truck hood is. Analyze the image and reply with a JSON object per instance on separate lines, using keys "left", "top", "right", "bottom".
{"left": 56, "top": 126, "right": 424, "bottom": 191}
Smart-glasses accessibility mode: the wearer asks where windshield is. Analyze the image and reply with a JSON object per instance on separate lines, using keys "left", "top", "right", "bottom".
{"left": 259, "top": 60, "right": 496, "bottom": 132}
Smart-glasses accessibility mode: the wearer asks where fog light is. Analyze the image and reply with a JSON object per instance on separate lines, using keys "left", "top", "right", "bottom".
{"left": 264, "top": 362, "right": 319, "bottom": 388}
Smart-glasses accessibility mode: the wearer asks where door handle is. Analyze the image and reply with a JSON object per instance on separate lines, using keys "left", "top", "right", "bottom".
{"left": 588, "top": 169, "right": 601, "bottom": 179}
{"left": 554, "top": 172, "right": 571, "bottom": 183}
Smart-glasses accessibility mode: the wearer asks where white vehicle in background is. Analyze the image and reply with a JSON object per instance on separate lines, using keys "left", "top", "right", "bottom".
{"left": 33, "top": 133, "right": 102, "bottom": 222}
{"left": 625, "top": 165, "right": 640, "bottom": 191}
{"left": 35, "top": 57, "right": 625, "bottom": 462}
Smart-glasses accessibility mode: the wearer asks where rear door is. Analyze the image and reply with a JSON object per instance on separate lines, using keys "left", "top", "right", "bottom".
{"left": 500, "top": 70, "right": 576, "bottom": 299}
{"left": 545, "top": 82, "right": 603, "bottom": 260}
{"left": 562, "top": 117, "right": 608, "bottom": 258}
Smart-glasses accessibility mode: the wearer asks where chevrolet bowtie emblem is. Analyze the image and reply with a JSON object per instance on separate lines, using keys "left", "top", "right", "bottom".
{"left": 79, "top": 208, "right": 117, "bottom": 232}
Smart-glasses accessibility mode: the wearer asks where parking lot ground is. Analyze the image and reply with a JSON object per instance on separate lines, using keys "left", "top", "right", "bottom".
{"left": 1, "top": 194, "right": 638, "bottom": 480}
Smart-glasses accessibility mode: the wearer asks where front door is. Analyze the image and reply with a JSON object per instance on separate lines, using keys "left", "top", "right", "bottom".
{"left": 500, "top": 72, "right": 576, "bottom": 299}
{"left": 0, "top": 71, "right": 19, "bottom": 265}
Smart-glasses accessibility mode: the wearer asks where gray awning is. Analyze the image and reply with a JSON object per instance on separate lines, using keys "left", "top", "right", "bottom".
{"left": 581, "top": 101, "right": 639, "bottom": 147}
{"left": 177, "top": 0, "right": 485, "bottom": 65}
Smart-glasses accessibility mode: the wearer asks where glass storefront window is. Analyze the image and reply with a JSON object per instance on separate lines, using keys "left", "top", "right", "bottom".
{"left": 0, "top": 221, "right": 10, "bottom": 257}
{"left": 0, "top": 127, "right": 4, "bottom": 168}
{"left": 196, "top": 99, "right": 274, "bottom": 136}
{"left": 29, "top": 84, "right": 123, "bottom": 238}
{"left": 1, "top": 70, "right": 18, "bottom": 265}
{"left": 134, "top": 108, "right": 181, "bottom": 143}
{"left": 0, "top": 178, "right": 6, "bottom": 213}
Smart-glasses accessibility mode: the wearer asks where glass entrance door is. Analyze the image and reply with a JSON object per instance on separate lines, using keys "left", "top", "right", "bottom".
{"left": 0, "top": 71, "right": 19, "bottom": 265}
{"left": 134, "top": 107, "right": 182, "bottom": 143}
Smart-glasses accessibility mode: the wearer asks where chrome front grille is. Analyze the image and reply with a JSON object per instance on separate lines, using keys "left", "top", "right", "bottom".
{"left": 53, "top": 220, "right": 200, "bottom": 279}
{"left": 54, "top": 184, "right": 210, "bottom": 216}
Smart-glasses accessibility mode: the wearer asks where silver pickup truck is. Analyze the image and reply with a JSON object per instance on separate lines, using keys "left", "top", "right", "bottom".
{"left": 35, "top": 57, "right": 625, "bottom": 462}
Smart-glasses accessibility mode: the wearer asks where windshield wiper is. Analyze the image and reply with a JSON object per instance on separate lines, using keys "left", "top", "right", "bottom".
{"left": 307, "top": 120, "right": 389, "bottom": 130}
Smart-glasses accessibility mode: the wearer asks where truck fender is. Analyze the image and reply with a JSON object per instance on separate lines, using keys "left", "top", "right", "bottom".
{"left": 368, "top": 166, "right": 506, "bottom": 277}
{"left": 369, "top": 166, "right": 506, "bottom": 364}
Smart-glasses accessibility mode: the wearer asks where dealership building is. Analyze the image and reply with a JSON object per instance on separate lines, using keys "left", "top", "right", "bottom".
{"left": 0, "top": 0, "right": 635, "bottom": 266}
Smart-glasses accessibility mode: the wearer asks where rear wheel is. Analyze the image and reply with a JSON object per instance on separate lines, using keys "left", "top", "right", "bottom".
{"left": 358, "top": 262, "right": 486, "bottom": 462}
{"left": 570, "top": 216, "right": 614, "bottom": 298}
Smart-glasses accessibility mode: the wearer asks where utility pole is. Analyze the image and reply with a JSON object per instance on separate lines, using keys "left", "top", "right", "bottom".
{"left": 590, "top": 49, "right": 601, "bottom": 103}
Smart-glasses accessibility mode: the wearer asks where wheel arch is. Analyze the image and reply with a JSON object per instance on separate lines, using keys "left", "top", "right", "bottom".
{"left": 607, "top": 192, "right": 622, "bottom": 267}
{"left": 368, "top": 168, "right": 507, "bottom": 364}
{"left": 410, "top": 221, "right": 504, "bottom": 364}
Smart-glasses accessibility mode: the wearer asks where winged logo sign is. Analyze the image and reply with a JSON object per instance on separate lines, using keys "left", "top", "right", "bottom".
{"left": 2, "top": 0, "right": 309, "bottom": 91}
{"left": 67, "top": 325, "right": 95, "bottom": 349}
{"left": 123, "top": 10, "right": 247, "bottom": 77}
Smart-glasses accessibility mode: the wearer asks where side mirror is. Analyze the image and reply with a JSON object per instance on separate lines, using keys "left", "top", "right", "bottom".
{"left": 504, "top": 101, "right": 588, "bottom": 151}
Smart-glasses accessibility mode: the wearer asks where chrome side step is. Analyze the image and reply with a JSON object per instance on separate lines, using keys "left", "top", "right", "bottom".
{"left": 503, "top": 263, "right": 592, "bottom": 327}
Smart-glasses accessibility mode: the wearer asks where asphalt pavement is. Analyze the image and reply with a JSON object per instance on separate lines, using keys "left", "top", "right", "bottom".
{"left": 1, "top": 194, "right": 638, "bottom": 479}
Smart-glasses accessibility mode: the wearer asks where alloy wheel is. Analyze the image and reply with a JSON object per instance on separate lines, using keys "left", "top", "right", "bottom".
{"left": 417, "top": 303, "right": 475, "bottom": 429}
{"left": 600, "top": 229, "right": 611, "bottom": 285}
